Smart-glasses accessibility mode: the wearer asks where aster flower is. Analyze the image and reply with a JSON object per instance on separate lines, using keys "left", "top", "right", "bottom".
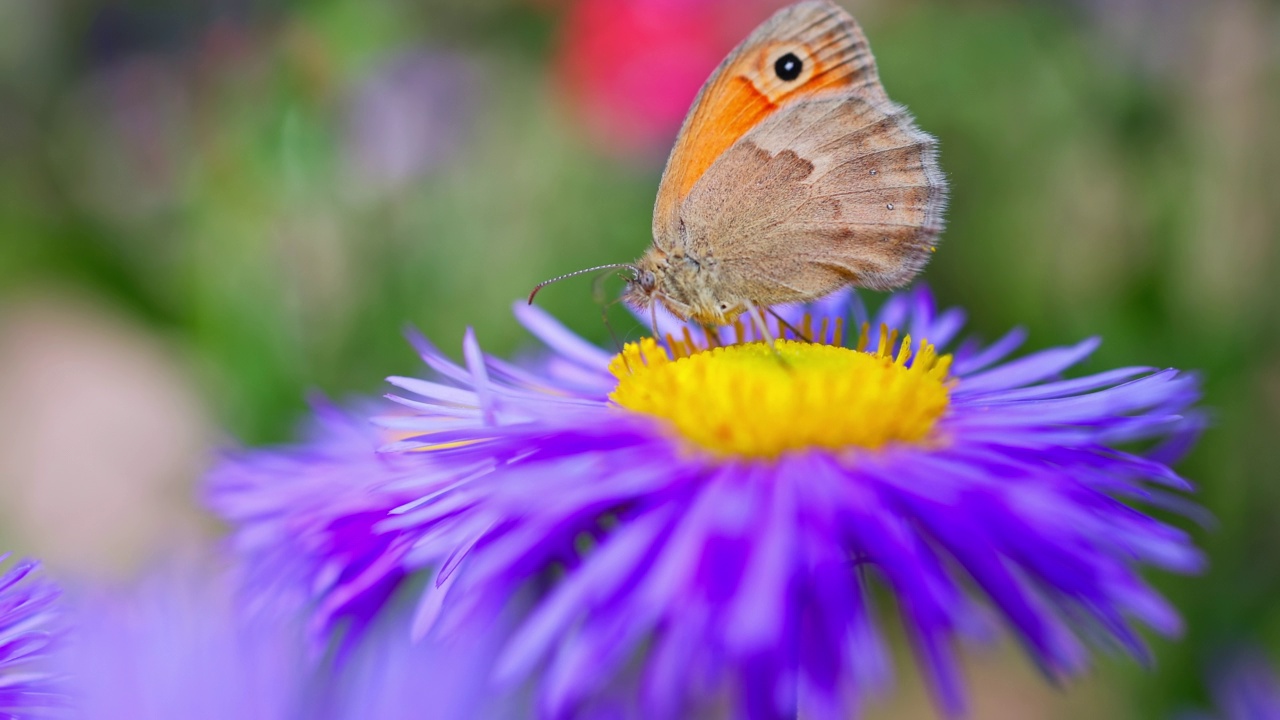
{"left": 1180, "top": 653, "right": 1280, "bottom": 720}
{"left": 53, "top": 557, "right": 515, "bottom": 720}
{"left": 210, "top": 286, "right": 1205, "bottom": 719}
{"left": 323, "top": 601, "right": 527, "bottom": 720}
{"left": 55, "top": 563, "right": 308, "bottom": 720}
{"left": 0, "top": 556, "right": 61, "bottom": 715}
{"left": 207, "top": 402, "right": 433, "bottom": 647}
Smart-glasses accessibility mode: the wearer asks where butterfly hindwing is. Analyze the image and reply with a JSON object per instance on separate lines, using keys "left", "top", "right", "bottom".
{"left": 678, "top": 91, "right": 946, "bottom": 302}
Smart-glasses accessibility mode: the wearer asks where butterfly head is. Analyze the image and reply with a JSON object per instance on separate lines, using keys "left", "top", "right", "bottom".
{"left": 625, "top": 248, "right": 745, "bottom": 327}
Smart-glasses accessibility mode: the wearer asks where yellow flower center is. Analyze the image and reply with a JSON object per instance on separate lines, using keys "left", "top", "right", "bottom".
{"left": 608, "top": 323, "right": 952, "bottom": 459}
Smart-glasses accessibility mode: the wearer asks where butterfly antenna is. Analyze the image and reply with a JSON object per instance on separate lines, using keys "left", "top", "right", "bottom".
{"left": 528, "top": 264, "right": 639, "bottom": 305}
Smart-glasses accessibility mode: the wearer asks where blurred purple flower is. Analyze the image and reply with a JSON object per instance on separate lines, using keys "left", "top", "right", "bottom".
{"left": 0, "top": 557, "right": 61, "bottom": 715}
{"left": 210, "top": 286, "right": 1206, "bottom": 719}
{"left": 55, "top": 557, "right": 517, "bottom": 719}
{"left": 1183, "top": 653, "right": 1280, "bottom": 720}
{"left": 206, "top": 402, "right": 431, "bottom": 648}
{"left": 322, "top": 603, "right": 527, "bottom": 720}
{"left": 342, "top": 51, "right": 480, "bottom": 198}
{"left": 56, "top": 563, "right": 307, "bottom": 720}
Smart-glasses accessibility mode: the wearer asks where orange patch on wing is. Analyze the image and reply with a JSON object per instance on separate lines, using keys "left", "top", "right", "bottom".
{"left": 674, "top": 76, "right": 777, "bottom": 200}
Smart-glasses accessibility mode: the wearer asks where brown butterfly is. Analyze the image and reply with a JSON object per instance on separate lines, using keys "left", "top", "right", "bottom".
{"left": 533, "top": 0, "right": 946, "bottom": 333}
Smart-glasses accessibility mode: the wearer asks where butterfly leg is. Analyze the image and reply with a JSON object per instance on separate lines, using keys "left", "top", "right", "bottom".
{"left": 649, "top": 303, "right": 668, "bottom": 356}
{"left": 745, "top": 300, "right": 791, "bottom": 367}
{"left": 700, "top": 324, "right": 722, "bottom": 348}
{"left": 600, "top": 303, "right": 631, "bottom": 373}
{"left": 765, "top": 307, "right": 812, "bottom": 342}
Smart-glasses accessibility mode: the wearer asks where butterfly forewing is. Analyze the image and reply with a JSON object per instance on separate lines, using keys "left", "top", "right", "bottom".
{"left": 652, "top": 0, "right": 885, "bottom": 246}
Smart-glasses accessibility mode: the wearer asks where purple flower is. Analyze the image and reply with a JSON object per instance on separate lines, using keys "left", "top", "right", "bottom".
{"left": 210, "top": 286, "right": 1205, "bottom": 719}
{"left": 207, "top": 401, "right": 432, "bottom": 647}
{"left": 0, "top": 557, "right": 61, "bottom": 715}
{"left": 53, "top": 557, "right": 515, "bottom": 719}
{"left": 323, "top": 604, "right": 526, "bottom": 720}
{"left": 1184, "top": 653, "right": 1280, "bottom": 720}
{"left": 56, "top": 562, "right": 308, "bottom": 720}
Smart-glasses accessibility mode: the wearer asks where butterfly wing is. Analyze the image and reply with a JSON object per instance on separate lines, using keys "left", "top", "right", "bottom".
{"left": 651, "top": 0, "right": 886, "bottom": 247}
{"left": 653, "top": 0, "right": 946, "bottom": 306}
{"left": 682, "top": 92, "right": 946, "bottom": 303}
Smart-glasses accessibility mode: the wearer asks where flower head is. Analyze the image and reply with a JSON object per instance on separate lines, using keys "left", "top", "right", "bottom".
{"left": 211, "top": 286, "right": 1205, "bottom": 719}
{"left": 1183, "top": 652, "right": 1280, "bottom": 720}
{"left": 53, "top": 557, "right": 515, "bottom": 720}
{"left": 56, "top": 563, "right": 307, "bottom": 720}
{"left": 206, "top": 401, "right": 432, "bottom": 646}
{"left": 609, "top": 330, "right": 950, "bottom": 457}
{"left": 0, "top": 556, "right": 61, "bottom": 715}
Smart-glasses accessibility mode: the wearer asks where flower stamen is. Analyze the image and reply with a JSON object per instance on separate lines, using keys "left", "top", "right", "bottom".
{"left": 609, "top": 320, "right": 952, "bottom": 459}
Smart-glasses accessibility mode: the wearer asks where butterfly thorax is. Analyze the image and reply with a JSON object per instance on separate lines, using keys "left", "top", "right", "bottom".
{"left": 625, "top": 248, "right": 745, "bottom": 327}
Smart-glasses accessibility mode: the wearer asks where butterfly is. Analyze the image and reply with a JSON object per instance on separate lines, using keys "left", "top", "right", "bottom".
{"left": 533, "top": 0, "right": 947, "bottom": 334}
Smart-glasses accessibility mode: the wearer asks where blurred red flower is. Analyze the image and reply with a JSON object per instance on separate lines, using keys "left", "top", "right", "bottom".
{"left": 554, "top": 0, "right": 788, "bottom": 162}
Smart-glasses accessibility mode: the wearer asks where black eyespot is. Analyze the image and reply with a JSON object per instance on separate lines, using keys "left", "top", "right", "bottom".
{"left": 774, "top": 53, "right": 803, "bottom": 81}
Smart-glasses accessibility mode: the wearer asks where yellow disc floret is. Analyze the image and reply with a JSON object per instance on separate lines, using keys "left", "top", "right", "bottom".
{"left": 608, "top": 327, "right": 952, "bottom": 460}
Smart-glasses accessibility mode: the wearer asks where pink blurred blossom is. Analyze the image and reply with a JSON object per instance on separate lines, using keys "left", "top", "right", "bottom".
{"left": 554, "top": 0, "right": 788, "bottom": 160}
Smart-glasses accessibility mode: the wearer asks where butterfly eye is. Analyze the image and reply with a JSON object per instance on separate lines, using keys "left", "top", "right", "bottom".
{"left": 719, "top": 302, "right": 732, "bottom": 312}
{"left": 774, "top": 53, "right": 803, "bottom": 81}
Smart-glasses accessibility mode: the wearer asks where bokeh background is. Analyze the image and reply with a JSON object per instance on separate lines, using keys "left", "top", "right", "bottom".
{"left": 0, "top": 0, "right": 1277, "bottom": 717}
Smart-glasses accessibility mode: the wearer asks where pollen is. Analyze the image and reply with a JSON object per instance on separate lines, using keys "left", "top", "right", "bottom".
{"left": 608, "top": 323, "right": 952, "bottom": 459}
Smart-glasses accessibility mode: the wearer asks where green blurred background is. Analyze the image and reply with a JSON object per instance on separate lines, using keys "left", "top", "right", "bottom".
{"left": 0, "top": 0, "right": 1276, "bottom": 717}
